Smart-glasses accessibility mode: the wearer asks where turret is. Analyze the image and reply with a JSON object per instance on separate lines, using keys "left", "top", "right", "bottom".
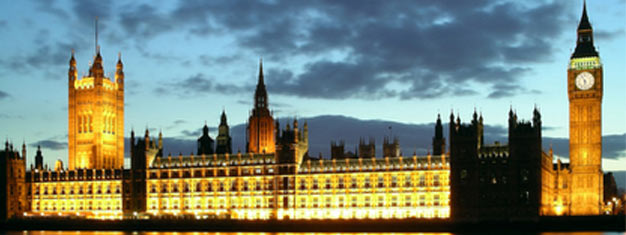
{"left": 216, "top": 110, "right": 232, "bottom": 154}
{"left": 433, "top": 114, "right": 445, "bottom": 155}
{"left": 158, "top": 130, "right": 163, "bottom": 149}
{"left": 508, "top": 106, "right": 518, "bottom": 137}
{"left": 116, "top": 52, "right": 124, "bottom": 89}
{"left": 197, "top": 123, "right": 214, "bottom": 155}
{"left": 21, "top": 141, "right": 26, "bottom": 160}
{"left": 68, "top": 50, "right": 77, "bottom": 85}
{"left": 144, "top": 128, "right": 150, "bottom": 148}
{"left": 35, "top": 145, "right": 43, "bottom": 170}
{"left": 533, "top": 106, "right": 541, "bottom": 127}
{"left": 90, "top": 51, "right": 105, "bottom": 79}
{"left": 130, "top": 129, "right": 135, "bottom": 148}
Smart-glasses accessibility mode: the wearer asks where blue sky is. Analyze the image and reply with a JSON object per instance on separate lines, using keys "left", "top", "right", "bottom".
{"left": 0, "top": 0, "right": 624, "bottom": 171}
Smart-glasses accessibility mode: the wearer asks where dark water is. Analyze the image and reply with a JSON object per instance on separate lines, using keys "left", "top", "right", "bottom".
{"left": 3, "top": 232, "right": 623, "bottom": 235}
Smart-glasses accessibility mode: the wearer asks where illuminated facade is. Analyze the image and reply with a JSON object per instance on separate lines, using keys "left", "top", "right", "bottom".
{"left": 68, "top": 48, "right": 124, "bottom": 170}
{"left": 15, "top": 56, "right": 451, "bottom": 221}
{"left": 3, "top": 4, "right": 608, "bottom": 221}
{"left": 26, "top": 168, "right": 124, "bottom": 219}
{"left": 137, "top": 124, "right": 449, "bottom": 220}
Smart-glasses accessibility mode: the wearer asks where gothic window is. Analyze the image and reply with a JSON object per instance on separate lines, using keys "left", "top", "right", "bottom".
{"left": 299, "top": 198, "right": 306, "bottom": 208}
{"left": 521, "top": 169, "right": 529, "bottom": 183}
{"left": 391, "top": 175, "right": 398, "bottom": 187}
{"left": 405, "top": 175, "right": 412, "bottom": 187}
{"left": 405, "top": 195, "right": 412, "bottom": 206}
{"left": 419, "top": 174, "right": 426, "bottom": 187}
{"left": 88, "top": 115, "right": 93, "bottom": 132}
{"left": 460, "top": 169, "right": 468, "bottom": 184}
{"left": 434, "top": 195, "right": 440, "bottom": 206}
{"left": 299, "top": 178, "right": 306, "bottom": 190}
{"left": 378, "top": 175, "right": 385, "bottom": 187}
{"left": 325, "top": 178, "right": 331, "bottom": 189}
{"left": 78, "top": 115, "right": 83, "bottom": 133}
{"left": 377, "top": 196, "right": 385, "bottom": 207}
{"left": 338, "top": 177, "right": 344, "bottom": 189}
{"left": 364, "top": 177, "right": 371, "bottom": 187}
{"left": 338, "top": 196, "right": 345, "bottom": 207}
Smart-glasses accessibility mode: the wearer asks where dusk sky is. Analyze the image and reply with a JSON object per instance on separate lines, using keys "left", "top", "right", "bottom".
{"left": 0, "top": 0, "right": 624, "bottom": 171}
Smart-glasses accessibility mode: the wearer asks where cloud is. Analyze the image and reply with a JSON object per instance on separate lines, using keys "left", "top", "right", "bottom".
{"left": 32, "top": 140, "right": 67, "bottom": 151}
{"left": 35, "top": 0, "right": 69, "bottom": 19}
{"left": 229, "top": 1, "right": 569, "bottom": 100}
{"left": 595, "top": 28, "right": 626, "bottom": 41}
{"left": 198, "top": 54, "right": 243, "bottom": 66}
{"left": 155, "top": 73, "right": 251, "bottom": 97}
{"left": 180, "top": 128, "right": 203, "bottom": 138}
{"left": 0, "top": 90, "right": 9, "bottom": 100}
{"left": 79, "top": 0, "right": 572, "bottom": 100}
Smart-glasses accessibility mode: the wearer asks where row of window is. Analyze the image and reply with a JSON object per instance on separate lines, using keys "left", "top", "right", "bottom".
{"left": 149, "top": 174, "right": 446, "bottom": 193}
{"left": 32, "top": 184, "right": 121, "bottom": 196}
{"left": 33, "top": 200, "right": 121, "bottom": 212}
{"left": 149, "top": 194, "right": 447, "bottom": 210}
{"left": 76, "top": 113, "right": 116, "bottom": 134}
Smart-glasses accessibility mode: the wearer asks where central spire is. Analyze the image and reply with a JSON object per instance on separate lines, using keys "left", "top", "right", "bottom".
{"left": 254, "top": 58, "right": 268, "bottom": 110}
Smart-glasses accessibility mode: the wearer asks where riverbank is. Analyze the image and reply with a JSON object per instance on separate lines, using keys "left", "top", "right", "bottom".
{"left": 3, "top": 215, "right": 624, "bottom": 232}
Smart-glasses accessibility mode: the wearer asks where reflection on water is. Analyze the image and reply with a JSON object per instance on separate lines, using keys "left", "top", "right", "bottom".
{"left": 4, "top": 232, "right": 623, "bottom": 235}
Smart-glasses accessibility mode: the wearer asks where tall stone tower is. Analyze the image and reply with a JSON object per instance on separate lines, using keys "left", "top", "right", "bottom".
{"left": 567, "top": 2, "right": 603, "bottom": 215}
{"left": 247, "top": 60, "right": 275, "bottom": 154}
{"left": 68, "top": 46, "right": 125, "bottom": 170}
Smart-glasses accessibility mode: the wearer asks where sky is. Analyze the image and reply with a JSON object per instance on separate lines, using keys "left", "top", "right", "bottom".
{"left": 0, "top": 0, "right": 624, "bottom": 172}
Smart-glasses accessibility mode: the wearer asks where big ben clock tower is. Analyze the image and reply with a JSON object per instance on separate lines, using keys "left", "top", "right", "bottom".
{"left": 567, "top": 2, "right": 603, "bottom": 215}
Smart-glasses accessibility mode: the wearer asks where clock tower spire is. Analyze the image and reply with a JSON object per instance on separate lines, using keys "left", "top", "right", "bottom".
{"left": 567, "top": 1, "right": 603, "bottom": 215}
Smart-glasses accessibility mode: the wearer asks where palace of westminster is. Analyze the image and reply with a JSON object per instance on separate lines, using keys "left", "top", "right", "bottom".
{"left": 0, "top": 4, "right": 613, "bottom": 221}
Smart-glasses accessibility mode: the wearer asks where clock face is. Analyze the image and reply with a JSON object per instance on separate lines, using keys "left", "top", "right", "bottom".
{"left": 575, "top": 72, "right": 594, "bottom": 90}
